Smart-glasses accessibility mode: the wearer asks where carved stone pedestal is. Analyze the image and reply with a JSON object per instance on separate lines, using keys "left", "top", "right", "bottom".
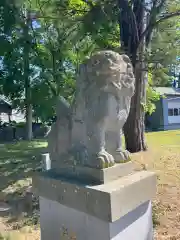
{"left": 33, "top": 167, "right": 156, "bottom": 240}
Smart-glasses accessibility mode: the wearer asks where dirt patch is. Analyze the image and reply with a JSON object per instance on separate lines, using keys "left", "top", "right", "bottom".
{"left": 132, "top": 133, "right": 180, "bottom": 240}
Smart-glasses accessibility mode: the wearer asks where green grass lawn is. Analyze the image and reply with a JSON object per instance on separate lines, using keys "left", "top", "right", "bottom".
{"left": 132, "top": 130, "right": 180, "bottom": 240}
{"left": 0, "top": 140, "right": 47, "bottom": 240}
{"left": 0, "top": 131, "right": 180, "bottom": 239}
{"left": 0, "top": 140, "right": 47, "bottom": 192}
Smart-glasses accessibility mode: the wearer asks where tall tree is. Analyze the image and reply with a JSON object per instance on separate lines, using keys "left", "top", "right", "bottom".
{"left": 116, "top": 0, "right": 180, "bottom": 152}
{"left": 0, "top": 1, "right": 36, "bottom": 139}
{"left": 0, "top": 0, "right": 86, "bottom": 126}
{"left": 23, "top": 10, "right": 33, "bottom": 140}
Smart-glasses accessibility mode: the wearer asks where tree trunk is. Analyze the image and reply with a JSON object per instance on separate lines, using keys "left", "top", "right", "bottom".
{"left": 8, "top": 114, "right": 11, "bottom": 123}
{"left": 118, "top": 0, "right": 148, "bottom": 152}
{"left": 25, "top": 103, "right": 33, "bottom": 140}
{"left": 124, "top": 61, "right": 147, "bottom": 152}
{"left": 23, "top": 12, "right": 32, "bottom": 141}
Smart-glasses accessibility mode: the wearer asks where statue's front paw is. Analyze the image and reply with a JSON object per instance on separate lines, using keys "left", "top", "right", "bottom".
{"left": 96, "top": 150, "right": 115, "bottom": 168}
{"left": 114, "top": 150, "right": 131, "bottom": 163}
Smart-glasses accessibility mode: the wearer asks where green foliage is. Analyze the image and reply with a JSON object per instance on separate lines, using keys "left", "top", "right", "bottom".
{"left": 0, "top": 0, "right": 80, "bottom": 122}
{"left": 0, "top": 0, "right": 17, "bottom": 34}
{"left": 148, "top": 4, "right": 180, "bottom": 87}
{"left": 143, "top": 72, "right": 161, "bottom": 115}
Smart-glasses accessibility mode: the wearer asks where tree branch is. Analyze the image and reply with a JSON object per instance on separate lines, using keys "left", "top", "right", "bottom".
{"left": 157, "top": 10, "right": 180, "bottom": 24}
{"left": 144, "top": 0, "right": 166, "bottom": 45}
{"left": 139, "top": 10, "right": 180, "bottom": 47}
{"left": 81, "top": 0, "right": 94, "bottom": 8}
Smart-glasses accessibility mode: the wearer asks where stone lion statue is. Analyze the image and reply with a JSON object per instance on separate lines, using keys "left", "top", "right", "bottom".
{"left": 48, "top": 50, "right": 135, "bottom": 169}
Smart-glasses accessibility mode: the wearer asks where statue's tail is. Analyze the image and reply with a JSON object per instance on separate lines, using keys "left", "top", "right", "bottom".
{"left": 56, "top": 96, "right": 71, "bottom": 121}
{"left": 47, "top": 96, "right": 72, "bottom": 139}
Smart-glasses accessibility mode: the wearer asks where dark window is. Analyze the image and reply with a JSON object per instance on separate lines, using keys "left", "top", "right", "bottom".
{"left": 174, "top": 108, "right": 179, "bottom": 116}
{"left": 168, "top": 109, "right": 173, "bottom": 116}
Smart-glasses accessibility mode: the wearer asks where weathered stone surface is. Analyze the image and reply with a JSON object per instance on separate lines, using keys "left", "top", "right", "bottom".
{"left": 48, "top": 51, "right": 135, "bottom": 170}
{"left": 51, "top": 161, "right": 136, "bottom": 184}
{"left": 32, "top": 170, "right": 156, "bottom": 222}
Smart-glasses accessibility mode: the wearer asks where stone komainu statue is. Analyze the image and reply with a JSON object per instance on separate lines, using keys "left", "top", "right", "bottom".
{"left": 48, "top": 51, "right": 135, "bottom": 169}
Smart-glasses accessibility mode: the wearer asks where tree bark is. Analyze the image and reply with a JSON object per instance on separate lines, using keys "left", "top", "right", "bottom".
{"left": 8, "top": 114, "right": 11, "bottom": 123}
{"left": 25, "top": 103, "right": 33, "bottom": 140}
{"left": 118, "top": 0, "right": 148, "bottom": 152}
{"left": 124, "top": 61, "right": 147, "bottom": 152}
{"left": 23, "top": 12, "right": 33, "bottom": 141}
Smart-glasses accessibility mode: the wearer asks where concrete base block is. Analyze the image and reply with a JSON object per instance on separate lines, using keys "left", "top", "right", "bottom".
{"left": 33, "top": 171, "right": 156, "bottom": 222}
{"left": 33, "top": 170, "right": 156, "bottom": 240}
{"left": 40, "top": 197, "right": 153, "bottom": 240}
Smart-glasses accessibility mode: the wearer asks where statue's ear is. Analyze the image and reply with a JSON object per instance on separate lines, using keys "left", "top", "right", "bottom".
{"left": 121, "top": 54, "right": 131, "bottom": 64}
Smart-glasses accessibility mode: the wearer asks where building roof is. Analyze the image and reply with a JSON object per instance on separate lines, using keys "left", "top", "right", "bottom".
{"left": 154, "top": 87, "right": 180, "bottom": 96}
{"left": 0, "top": 96, "right": 12, "bottom": 114}
{"left": 0, "top": 95, "right": 25, "bottom": 122}
{"left": 0, "top": 95, "right": 12, "bottom": 104}
{"left": 0, "top": 99, "right": 10, "bottom": 107}
{"left": 0, "top": 111, "right": 25, "bottom": 123}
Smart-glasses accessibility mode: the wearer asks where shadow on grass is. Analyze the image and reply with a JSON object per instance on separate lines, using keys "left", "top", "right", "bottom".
{"left": 0, "top": 139, "right": 47, "bottom": 228}
{"left": 0, "top": 139, "right": 47, "bottom": 192}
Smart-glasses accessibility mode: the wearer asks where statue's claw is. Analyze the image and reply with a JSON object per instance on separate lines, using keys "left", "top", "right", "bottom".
{"left": 114, "top": 150, "right": 131, "bottom": 163}
{"left": 96, "top": 150, "right": 115, "bottom": 169}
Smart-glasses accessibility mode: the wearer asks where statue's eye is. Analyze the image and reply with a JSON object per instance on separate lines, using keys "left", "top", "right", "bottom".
{"left": 94, "top": 60, "right": 99, "bottom": 65}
